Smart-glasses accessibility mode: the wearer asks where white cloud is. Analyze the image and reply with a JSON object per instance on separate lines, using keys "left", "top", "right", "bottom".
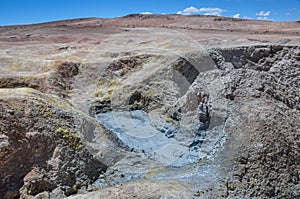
{"left": 199, "top": 8, "right": 225, "bottom": 16}
{"left": 233, "top": 13, "right": 240, "bottom": 18}
{"left": 177, "top": 6, "right": 226, "bottom": 16}
{"left": 183, "top": 6, "right": 198, "bottom": 13}
{"left": 256, "top": 11, "right": 271, "bottom": 20}
{"left": 140, "top": 12, "right": 152, "bottom": 15}
{"left": 257, "top": 17, "right": 268, "bottom": 20}
{"left": 256, "top": 11, "right": 270, "bottom": 17}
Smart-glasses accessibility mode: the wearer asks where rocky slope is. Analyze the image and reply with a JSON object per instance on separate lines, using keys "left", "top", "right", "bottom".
{"left": 0, "top": 14, "right": 299, "bottom": 198}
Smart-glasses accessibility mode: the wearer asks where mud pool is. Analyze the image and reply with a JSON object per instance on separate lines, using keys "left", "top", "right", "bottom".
{"left": 96, "top": 110, "right": 226, "bottom": 167}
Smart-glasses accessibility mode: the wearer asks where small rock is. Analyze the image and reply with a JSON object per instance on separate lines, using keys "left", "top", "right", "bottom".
{"left": 7, "top": 109, "right": 14, "bottom": 115}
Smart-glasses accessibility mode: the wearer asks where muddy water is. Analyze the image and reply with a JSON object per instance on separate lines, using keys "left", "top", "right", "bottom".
{"left": 96, "top": 110, "right": 189, "bottom": 166}
{"left": 96, "top": 110, "right": 226, "bottom": 166}
{"left": 95, "top": 110, "right": 228, "bottom": 191}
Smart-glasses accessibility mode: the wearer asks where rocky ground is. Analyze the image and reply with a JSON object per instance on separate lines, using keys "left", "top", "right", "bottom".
{"left": 0, "top": 14, "right": 299, "bottom": 198}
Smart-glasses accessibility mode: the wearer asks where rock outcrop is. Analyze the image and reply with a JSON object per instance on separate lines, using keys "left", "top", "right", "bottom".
{"left": 0, "top": 88, "right": 108, "bottom": 198}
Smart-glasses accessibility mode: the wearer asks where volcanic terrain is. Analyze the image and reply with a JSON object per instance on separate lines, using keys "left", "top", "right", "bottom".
{"left": 0, "top": 14, "right": 299, "bottom": 198}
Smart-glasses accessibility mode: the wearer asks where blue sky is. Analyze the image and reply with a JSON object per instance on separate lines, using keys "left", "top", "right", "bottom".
{"left": 0, "top": 0, "right": 299, "bottom": 25}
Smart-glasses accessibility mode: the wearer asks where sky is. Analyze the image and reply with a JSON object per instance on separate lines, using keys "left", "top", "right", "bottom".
{"left": 0, "top": 0, "right": 299, "bottom": 26}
